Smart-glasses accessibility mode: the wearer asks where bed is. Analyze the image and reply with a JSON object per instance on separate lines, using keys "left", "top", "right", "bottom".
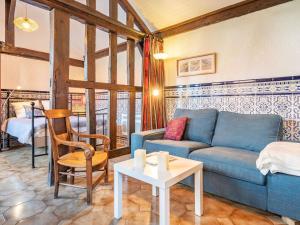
{"left": 1, "top": 93, "right": 108, "bottom": 168}
{"left": 3, "top": 115, "right": 107, "bottom": 147}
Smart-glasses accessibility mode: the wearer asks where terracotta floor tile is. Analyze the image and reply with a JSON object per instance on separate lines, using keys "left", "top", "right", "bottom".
{"left": 0, "top": 147, "right": 287, "bottom": 225}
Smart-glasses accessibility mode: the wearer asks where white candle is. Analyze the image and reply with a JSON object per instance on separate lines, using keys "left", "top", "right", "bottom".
{"left": 158, "top": 151, "right": 169, "bottom": 172}
{"left": 134, "top": 149, "right": 146, "bottom": 170}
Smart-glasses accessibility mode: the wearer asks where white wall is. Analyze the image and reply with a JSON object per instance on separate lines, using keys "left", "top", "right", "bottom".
{"left": 164, "top": 1, "right": 300, "bottom": 86}
{"left": 0, "top": 54, "right": 84, "bottom": 91}
{"left": 0, "top": 0, "right": 142, "bottom": 91}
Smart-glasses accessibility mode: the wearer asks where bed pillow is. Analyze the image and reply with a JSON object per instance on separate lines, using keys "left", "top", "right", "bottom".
{"left": 41, "top": 100, "right": 50, "bottom": 110}
{"left": 164, "top": 117, "right": 188, "bottom": 141}
{"left": 23, "top": 105, "right": 44, "bottom": 118}
{"left": 11, "top": 101, "right": 40, "bottom": 118}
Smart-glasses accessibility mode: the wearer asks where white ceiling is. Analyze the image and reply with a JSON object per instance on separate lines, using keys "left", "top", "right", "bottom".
{"left": 129, "top": 0, "right": 245, "bottom": 31}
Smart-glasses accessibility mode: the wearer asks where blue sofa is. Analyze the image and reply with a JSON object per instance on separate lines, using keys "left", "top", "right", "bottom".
{"left": 131, "top": 109, "right": 300, "bottom": 221}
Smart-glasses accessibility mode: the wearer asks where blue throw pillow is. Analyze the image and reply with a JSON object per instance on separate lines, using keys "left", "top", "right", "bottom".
{"left": 174, "top": 108, "right": 218, "bottom": 144}
{"left": 212, "top": 111, "right": 283, "bottom": 152}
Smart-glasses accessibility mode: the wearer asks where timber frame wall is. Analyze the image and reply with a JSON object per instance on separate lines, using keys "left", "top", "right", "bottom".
{"left": 1, "top": 0, "right": 151, "bottom": 184}
{"left": 1, "top": 0, "right": 149, "bottom": 161}
{"left": 0, "top": 0, "right": 292, "bottom": 158}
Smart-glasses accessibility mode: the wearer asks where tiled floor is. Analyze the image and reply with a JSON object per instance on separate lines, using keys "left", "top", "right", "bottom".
{"left": 0, "top": 147, "right": 286, "bottom": 225}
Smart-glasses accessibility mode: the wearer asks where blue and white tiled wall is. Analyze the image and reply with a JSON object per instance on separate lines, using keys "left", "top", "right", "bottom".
{"left": 164, "top": 76, "right": 300, "bottom": 142}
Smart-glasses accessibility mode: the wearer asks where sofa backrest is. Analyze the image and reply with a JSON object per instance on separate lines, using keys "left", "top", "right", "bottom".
{"left": 174, "top": 108, "right": 218, "bottom": 145}
{"left": 212, "top": 111, "right": 283, "bottom": 152}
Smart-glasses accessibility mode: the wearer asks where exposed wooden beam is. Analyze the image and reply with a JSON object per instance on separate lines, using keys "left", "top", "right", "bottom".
{"left": 109, "top": 0, "right": 118, "bottom": 150}
{"left": 5, "top": 0, "right": 16, "bottom": 46}
{"left": 84, "top": 0, "right": 96, "bottom": 148}
{"left": 49, "top": 8, "right": 70, "bottom": 127}
{"left": 118, "top": 0, "right": 151, "bottom": 34}
{"left": 127, "top": 12, "right": 136, "bottom": 145}
{"left": 49, "top": 8, "right": 70, "bottom": 184}
{"left": 67, "top": 80, "right": 142, "bottom": 92}
{"left": 155, "top": 0, "right": 292, "bottom": 38}
{"left": 95, "top": 42, "right": 127, "bottom": 59}
{"left": 21, "top": 0, "right": 145, "bottom": 40}
{"left": 0, "top": 41, "right": 84, "bottom": 67}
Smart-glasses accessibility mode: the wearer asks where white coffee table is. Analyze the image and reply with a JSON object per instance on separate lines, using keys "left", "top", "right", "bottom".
{"left": 114, "top": 153, "right": 203, "bottom": 225}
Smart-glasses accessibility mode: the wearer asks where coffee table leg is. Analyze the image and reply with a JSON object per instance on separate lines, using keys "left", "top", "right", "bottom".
{"left": 152, "top": 185, "right": 158, "bottom": 196}
{"left": 194, "top": 169, "right": 203, "bottom": 216}
{"left": 159, "top": 187, "right": 170, "bottom": 225}
{"left": 114, "top": 170, "right": 122, "bottom": 219}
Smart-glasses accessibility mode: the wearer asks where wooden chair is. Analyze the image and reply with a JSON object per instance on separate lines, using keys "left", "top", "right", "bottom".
{"left": 44, "top": 109, "right": 110, "bottom": 205}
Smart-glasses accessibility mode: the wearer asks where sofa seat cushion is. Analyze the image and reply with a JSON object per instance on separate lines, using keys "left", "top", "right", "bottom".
{"left": 189, "top": 146, "right": 266, "bottom": 185}
{"left": 174, "top": 108, "right": 218, "bottom": 145}
{"left": 143, "top": 140, "right": 209, "bottom": 158}
{"left": 212, "top": 111, "right": 282, "bottom": 152}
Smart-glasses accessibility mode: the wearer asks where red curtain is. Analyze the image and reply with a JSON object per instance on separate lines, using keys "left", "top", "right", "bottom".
{"left": 142, "top": 36, "right": 166, "bottom": 131}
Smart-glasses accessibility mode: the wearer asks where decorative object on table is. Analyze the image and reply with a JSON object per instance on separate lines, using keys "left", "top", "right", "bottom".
{"left": 158, "top": 151, "right": 170, "bottom": 172}
{"left": 177, "top": 53, "right": 216, "bottom": 77}
{"left": 256, "top": 141, "right": 300, "bottom": 176}
{"left": 14, "top": 4, "right": 39, "bottom": 32}
{"left": 134, "top": 149, "right": 146, "bottom": 169}
{"left": 146, "top": 152, "right": 177, "bottom": 166}
{"left": 164, "top": 117, "right": 188, "bottom": 141}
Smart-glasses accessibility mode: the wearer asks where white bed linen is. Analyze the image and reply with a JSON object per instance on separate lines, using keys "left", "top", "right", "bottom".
{"left": 5, "top": 116, "right": 106, "bottom": 145}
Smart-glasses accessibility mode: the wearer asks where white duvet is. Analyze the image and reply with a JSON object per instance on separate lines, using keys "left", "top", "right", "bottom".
{"left": 5, "top": 116, "right": 106, "bottom": 145}
{"left": 256, "top": 141, "right": 300, "bottom": 176}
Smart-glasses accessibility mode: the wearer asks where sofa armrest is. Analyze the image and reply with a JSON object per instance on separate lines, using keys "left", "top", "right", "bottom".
{"left": 131, "top": 128, "right": 165, "bottom": 157}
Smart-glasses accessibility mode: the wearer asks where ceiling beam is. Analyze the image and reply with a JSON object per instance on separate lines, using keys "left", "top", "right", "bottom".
{"left": 20, "top": 0, "right": 145, "bottom": 40}
{"left": 95, "top": 42, "right": 127, "bottom": 59}
{"left": 0, "top": 42, "right": 84, "bottom": 67}
{"left": 5, "top": 0, "right": 16, "bottom": 46}
{"left": 118, "top": 0, "right": 151, "bottom": 34}
{"left": 155, "top": 0, "right": 293, "bottom": 38}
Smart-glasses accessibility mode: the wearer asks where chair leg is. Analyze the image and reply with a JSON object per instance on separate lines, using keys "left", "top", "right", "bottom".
{"left": 104, "top": 161, "right": 109, "bottom": 183}
{"left": 70, "top": 168, "right": 75, "bottom": 185}
{"left": 54, "top": 164, "right": 59, "bottom": 198}
{"left": 86, "top": 160, "right": 93, "bottom": 205}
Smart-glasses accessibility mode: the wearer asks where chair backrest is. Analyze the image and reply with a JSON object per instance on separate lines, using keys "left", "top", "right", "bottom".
{"left": 44, "top": 109, "right": 73, "bottom": 161}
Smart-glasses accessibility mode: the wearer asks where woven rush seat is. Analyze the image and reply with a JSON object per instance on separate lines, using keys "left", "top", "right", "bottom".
{"left": 58, "top": 151, "right": 108, "bottom": 168}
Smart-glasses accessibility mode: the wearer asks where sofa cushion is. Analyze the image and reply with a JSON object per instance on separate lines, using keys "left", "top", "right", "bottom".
{"left": 143, "top": 139, "right": 209, "bottom": 158}
{"left": 212, "top": 111, "right": 282, "bottom": 152}
{"left": 174, "top": 108, "right": 218, "bottom": 144}
{"left": 189, "top": 146, "right": 266, "bottom": 185}
{"left": 164, "top": 117, "right": 188, "bottom": 141}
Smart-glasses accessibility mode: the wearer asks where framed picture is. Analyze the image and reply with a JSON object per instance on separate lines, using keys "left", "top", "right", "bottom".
{"left": 177, "top": 53, "right": 216, "bottom": 77}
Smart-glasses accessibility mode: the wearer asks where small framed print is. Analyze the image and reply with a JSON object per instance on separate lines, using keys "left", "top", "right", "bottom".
{"left": 177, "top": 53, "right": 216, "bottom": 77}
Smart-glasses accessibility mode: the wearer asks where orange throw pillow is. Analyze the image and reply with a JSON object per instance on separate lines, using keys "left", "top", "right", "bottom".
{"left": 164, "top": 117, "right": 188, "bottom": 141}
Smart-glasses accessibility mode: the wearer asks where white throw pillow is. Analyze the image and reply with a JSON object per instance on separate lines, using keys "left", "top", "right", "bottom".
{"left": 41, "top": 100, "right": 50, "bottom": 110}
{"left": 11, "top": 101, "right": 40, "bottom": 118}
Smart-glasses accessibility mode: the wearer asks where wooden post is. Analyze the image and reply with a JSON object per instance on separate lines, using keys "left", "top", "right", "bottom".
{"left": 49, "top": 8, "right": 70, "bottom": 185}
{"left": 5, "top": 0, "right": 16, "bottom": 46}
{"left": 127, "top": 12, "right": 136, "bottom": 145}
{"left": 85, "top": 0, "right": 96, "bottom": 148}
{"left": 109, "top": 0, "right": 118, "bottom": 150}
